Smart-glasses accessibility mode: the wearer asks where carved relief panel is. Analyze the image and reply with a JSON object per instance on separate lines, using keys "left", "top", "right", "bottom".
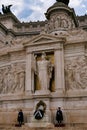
{"left": 0, "top": 62, "right": 25, "bottom": 94}
{"left": 65, "top": 56, "right": 87, "bottom": 91}
{"left": 0, "top": 30, "right": 6, "bottom": 49}
{"left": 46, "top": 12, "right": 75, "bottom": 33}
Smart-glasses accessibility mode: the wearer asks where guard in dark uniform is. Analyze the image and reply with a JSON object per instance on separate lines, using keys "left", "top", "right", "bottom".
{"left": 17, "top": 109, "right": 24, "bottom": 126}
{"left": 56, "top": 107, "right": 63, "bottom": 125}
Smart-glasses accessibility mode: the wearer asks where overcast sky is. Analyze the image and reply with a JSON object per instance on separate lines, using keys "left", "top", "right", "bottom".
{"left": 0, "top": 0, "right": 87, "bottom": 22}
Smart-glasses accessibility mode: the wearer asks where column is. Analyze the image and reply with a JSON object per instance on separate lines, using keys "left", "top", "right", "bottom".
{"left": 54, "top": 44, "right": 65, "bottom": 93}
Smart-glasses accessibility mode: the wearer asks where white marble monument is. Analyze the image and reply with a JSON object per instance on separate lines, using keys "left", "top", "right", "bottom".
{"left": 0, "top": 0, "right": 87, "bottom": 127}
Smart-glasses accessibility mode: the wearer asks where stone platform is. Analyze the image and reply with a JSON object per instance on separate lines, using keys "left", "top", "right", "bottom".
{"left": 0, "top": 124, "right": 87, "bottom": 130}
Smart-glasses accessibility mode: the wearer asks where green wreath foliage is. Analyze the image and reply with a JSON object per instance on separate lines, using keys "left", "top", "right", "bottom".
{"left": 36, "top": 100, "right": 46, "bottom": 112}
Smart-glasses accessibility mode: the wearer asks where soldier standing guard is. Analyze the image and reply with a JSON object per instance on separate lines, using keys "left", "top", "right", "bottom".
{"left": 56, "top": 107, "right": 63, "bottom": 126}
{"left": 17, "top": 109, "right": 24, "bottom": 126}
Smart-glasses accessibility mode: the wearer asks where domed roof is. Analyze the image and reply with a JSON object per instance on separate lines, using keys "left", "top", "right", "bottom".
{"left": 45, "top": 2, "right": 71, "bottom": 19}
{"left": 45, "top": 1, "right": 79, "bottom": 29}
{"left": 51, "top": 2, "right": 68, "bottom": 8}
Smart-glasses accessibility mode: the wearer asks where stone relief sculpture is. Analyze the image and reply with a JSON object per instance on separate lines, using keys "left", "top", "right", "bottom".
{"left": 61, "top": 19, "right": 68, "bottom": 28}
{"left": 2, "top": 67, "right": 10, "bottom": 93}
{"left": 65, "top": 62, "right": 74, "bottom": 90}
{"left": 65, "top": 56, "right": 87, "bottom": 90}
{"left": 33, "top": 52, "right": 53, "bottom": 91}
{"left": 11, "top": 63, "right": 19, "bottom": 93}
{"left": 0, "top": 62, "right": 25, "bottom": 94}
{"left": 46, "top": 13, "right": 75, "bottom": 32}
{"left": 55, "top": 16, "right": 61, "bottom": 28}
{"left": 48, "top": 17, "right": 55, "bottom": 31}
{"left": 6, "top": 66, "right": 13, "bottom": 93}
{"left": 18, "top": 71, "right": 25, "bottom": 91}
{"left": 0, "top": 70, "right": 3, "bottom": 92}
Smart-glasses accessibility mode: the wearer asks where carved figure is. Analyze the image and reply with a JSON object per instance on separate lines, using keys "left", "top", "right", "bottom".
{"left": 61, "top": 19, "right": 68, "bottom": 28}
{"left": 37, "top": 52, "right": 53, "bottom": 90}
{"left": 0, "top": 62, "right": 25, "bottom": 94}
{"left": 11, "top": 64, "right": 19, "bottom": 92}
{"left": 2, "top": 67, "right": 9, "bottom": 93}
{"left": 2, "top": 4, "right": 12, "bottom": 14}
{"left": 7, "top": 68, "right": 13, "bottom": 93}
{"left": 55, "top": 16, "right": 61, "bottom": 28}
{"left": 56, "top": 0, "right": 69, "bottom": 5}
{"left": 18, "top": 71, "right": 25, "bottom": 91}
{"left": 33, "top": 52, "right": 53, "bottom": 91}
{"left": 65, "top": 57, "right": 87, "bottom": 90}
{"left": 0, "top": 70, "right": 3, "bottom": 93}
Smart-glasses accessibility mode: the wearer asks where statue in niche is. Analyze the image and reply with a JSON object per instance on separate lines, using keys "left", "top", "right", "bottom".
{"left": 34, "top": 52, "right": 53, "bottom": 91}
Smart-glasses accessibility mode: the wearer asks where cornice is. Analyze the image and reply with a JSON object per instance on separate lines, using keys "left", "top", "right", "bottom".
{"left": 0, "top": 12, "right": 20, "bottom": 23}
{"left": 0, "top": 22, "right": 8, "bottom": 34}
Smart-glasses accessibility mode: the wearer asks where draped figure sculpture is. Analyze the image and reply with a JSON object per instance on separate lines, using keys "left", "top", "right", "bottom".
{"left": 33, "top": 52, "right": 53, "bottom": 91}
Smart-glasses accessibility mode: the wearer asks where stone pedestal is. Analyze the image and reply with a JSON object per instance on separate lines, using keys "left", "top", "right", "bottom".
{"left": 26, "top": 110, "right": 54, "bottom": 127}
{"left": 27, "top": 122, "right": 54, "bottom": 128}
{"left": 34, "top": 90, "right": 50, "bottom": 96}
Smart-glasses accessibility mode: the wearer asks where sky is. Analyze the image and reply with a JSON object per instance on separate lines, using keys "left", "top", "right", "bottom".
{"left": 0, "top": 0, "right": 87, "bottom": 22}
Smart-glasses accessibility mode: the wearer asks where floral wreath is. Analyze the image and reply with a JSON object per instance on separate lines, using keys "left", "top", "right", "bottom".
{"left": 35, "top": 100, "right": 46, "bottom": 112}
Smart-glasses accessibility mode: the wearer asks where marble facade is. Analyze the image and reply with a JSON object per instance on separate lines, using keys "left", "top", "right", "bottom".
{"left": 0, "top": 0, "right": 87, "bottom": 127}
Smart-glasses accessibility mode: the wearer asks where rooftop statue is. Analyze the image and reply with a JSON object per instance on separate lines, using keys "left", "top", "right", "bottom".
{"left": 56, "top": 0, "right": 69, "bottom": 5}
{"left": 2, "top": 4, "right": 12, "bottom": 14}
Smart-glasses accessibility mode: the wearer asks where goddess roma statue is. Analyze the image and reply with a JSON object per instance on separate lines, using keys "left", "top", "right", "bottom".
{"left": 33, "top": 52, "right": 53, "bottom": 91}
{"left": 37, "top": 52, "right": 53, "bottom": 91}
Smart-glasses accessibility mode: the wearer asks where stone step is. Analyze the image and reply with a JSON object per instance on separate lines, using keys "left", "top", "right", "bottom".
{"left": 0, "top": 124, "right": 87, "bottom": 130}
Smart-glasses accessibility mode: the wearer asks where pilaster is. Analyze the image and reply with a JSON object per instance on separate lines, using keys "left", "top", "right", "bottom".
{"left": 25, "top": 51, "right": 33, "bottom": 95}
{"left": 54, "top": 44, "right": 65, "bottom": 94}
